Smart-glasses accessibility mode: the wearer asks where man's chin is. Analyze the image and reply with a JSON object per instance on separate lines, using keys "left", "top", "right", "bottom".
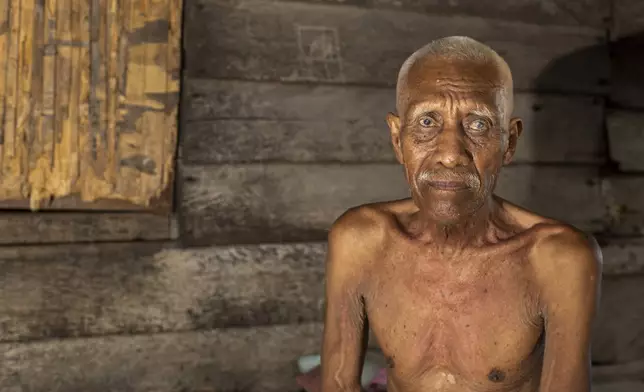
{"left": 415, "top": 195, "right": 485, "bottom": 221}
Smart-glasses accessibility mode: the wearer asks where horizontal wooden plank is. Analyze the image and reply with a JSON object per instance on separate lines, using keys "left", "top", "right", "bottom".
{"left": 592, "top": 274, "right": 644, "bottom": 364}
{"left": 607, "top": 110, "right": 644, "bottom": 171}
{"left": 183, "top": 80, "right": 605, "bottom": 164}
{"left": 0, "top": 323, "right": 324, "bottom": 392}
{"left": 0, "top": 238, "right": 641, "bottom": 343}
{"left": 270, "top": 0, "right": 610, "bottom": 29}
{"left": 0, "top": 323, "right": 640, "bottom": 392}
{"left": 0, "top": 212, "right": 175, "bottom": 245}
{"left": 592, "top": 382, "right": 644, "bottom": 392}
{"left": 600, "top": 238, "right": 644, "bottom": 275}
{"left": 184, "top": 0, "right": 608, "bottom": 93}
{"left": 609, "top": 33, "right": 644, "bottom": 108}
{"left": 1, "top": 239, "right": 643, "bottom": 363}
{"left": 178, "top": 164, "right": 606, "bottom": 245}
{"left": 593, "top": 359, "right": 644, "bottom": 383}
{"left": 601, "top": 176, "right": 644, "bottom": 236}
{"left": 611, "top": 0, "right": 644, "bottom": 39}
{"left": 0, "top": 242, "right": 325, "bottom": 342}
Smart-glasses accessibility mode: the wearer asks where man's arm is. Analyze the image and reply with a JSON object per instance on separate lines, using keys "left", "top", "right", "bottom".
{"left": 533, "top": 227, "right": 602, "bottom": 392}
{"left": 321, "top": 212, "right": 372, "bottom": 392}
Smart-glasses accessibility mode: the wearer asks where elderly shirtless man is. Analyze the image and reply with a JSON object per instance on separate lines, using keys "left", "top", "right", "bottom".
{"left": 320, "top": 36, "right": 602, "bottom": 392}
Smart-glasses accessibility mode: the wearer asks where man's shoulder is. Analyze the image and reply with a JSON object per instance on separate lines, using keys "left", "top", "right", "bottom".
{"left": 326, "top": 200, "right": 411, "bottom": 263}
{"left": 499, "top": 197, "right": 601, "bottom": 264}
{"left": 330, "top": 199, "right": 412, "bottom": 240}
{"left": 527, "top": 222, "right": 603, "bottom": 294}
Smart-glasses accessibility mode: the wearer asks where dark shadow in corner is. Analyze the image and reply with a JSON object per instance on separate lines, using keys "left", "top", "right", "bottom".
{"left": 525, "top": 32, "right": 610, "bottom": 235}
{"left": 530, "top": 28, "right": 644, "bottom": 369}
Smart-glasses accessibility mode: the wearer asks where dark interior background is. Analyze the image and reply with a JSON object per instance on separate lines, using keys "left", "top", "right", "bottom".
{"left": 1, "top": 0, "right": 644, "bottom": 391}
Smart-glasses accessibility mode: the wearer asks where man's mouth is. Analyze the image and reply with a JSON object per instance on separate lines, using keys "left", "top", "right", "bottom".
{"left": 426, "top": 180, "right": 469, "bottom": 190}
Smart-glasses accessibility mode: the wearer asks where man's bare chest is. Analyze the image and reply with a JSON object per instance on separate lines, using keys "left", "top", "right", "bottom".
{"left": 362, "top": 249, "right": 544, "bottom": 389}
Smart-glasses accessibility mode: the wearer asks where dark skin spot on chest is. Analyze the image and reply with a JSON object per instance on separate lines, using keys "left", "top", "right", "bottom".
{"left": 488, "top": 368, "right": 506, "bottom": 382}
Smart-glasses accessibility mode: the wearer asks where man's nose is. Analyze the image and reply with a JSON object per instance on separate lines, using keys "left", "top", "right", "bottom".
{"left": 433, "top": 125, "right": 471, "bottom": 169}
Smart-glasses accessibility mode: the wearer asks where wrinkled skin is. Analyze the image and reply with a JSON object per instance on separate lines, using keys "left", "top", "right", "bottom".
{"left": 320, "top": 56, "right": 602, "bottom": 392}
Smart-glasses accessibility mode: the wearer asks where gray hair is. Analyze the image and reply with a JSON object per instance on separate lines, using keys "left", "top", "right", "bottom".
{"left": 395, "top": 36, "right": 513, "bottom": 114}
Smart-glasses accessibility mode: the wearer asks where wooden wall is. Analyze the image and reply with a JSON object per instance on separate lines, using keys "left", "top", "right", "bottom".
{"left": 1, "top": 0, "right": 644, "bottom": 391}
{"left": 0, "top": 0, "right": 181, "bottom": 211}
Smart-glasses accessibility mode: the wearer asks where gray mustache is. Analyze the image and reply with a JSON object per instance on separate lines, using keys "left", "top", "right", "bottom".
{"left": 417, "top": 170, "right": 480, "bottom": 188}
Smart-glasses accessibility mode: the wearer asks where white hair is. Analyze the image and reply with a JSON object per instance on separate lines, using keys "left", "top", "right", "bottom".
{"left": 395, "top": 36, "right": 513, "bottom": 115}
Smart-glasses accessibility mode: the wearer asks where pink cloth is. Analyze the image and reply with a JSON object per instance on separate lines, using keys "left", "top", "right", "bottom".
{"left": 370, "top": 368, "right": 388, "bottom": 386}
{"left": 295, "top": 366, "right": 388, "bottom": 392}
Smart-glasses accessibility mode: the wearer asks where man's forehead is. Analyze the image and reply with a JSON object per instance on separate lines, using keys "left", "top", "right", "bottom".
{"left": 403, "top": 87, "right": 506, "bottom": 115}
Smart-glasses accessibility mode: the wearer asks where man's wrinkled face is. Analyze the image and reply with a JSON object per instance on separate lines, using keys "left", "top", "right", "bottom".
{"left": 387, "top": 57, "right": 522, "bottom": 224}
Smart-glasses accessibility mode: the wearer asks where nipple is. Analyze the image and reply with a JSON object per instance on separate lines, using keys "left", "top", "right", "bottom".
{"left": 488, "top": 368, "right": 506, "bottom": 383}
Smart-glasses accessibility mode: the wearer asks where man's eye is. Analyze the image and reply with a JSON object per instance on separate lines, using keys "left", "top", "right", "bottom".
{"left": 419, "top": 117, "right": 434, "bottom": 127}
{"left": 468, "top": 119, "right": 488, "bottom": 132}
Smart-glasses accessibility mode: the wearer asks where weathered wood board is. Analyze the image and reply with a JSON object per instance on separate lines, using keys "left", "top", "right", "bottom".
{"left": 0, "top": 323, "right": 324, "bottom": 392}
{"left": 607, "top": 110, "right": 644, "bottom": 171}
{"left": 183, "top": 80, "right": 605, "bottom": 164}
{"left": 601, "top": 175, "right": 644, "bottom": 236}
{"left": 611, "top": 0, "right": 644, "bottom": 39}
{"left": 600, "top": 237, "right": 644, "bottom": 275}
{"left": 0, "top": 242, "right": 325, "bottom": 341}
{"left": 184, "top": 0, "right": 608, "bottom": 93}
{"left": 0, "top": 0, "right": 182, "bottom": 210}
{"left": 269, "top": 0, "right": 611, "bottom": 29}
{"left": 0, "top": 322, "right": 641, "bottom": 392}
{"left": 592, "top": 274, "right": 644, "bottom": 364}
{"left": 609, "top": 33, "right": 644, "bottom": 109}
{"left": 0, "top": 239, "right": 641, "bottom": 344}
{"left": 592, "top": 382, "right": 644, "bottom": 392}
{"left": 0, "top": 212, "right": 175, "bottom": 245}
{"left": 178, "top": 164, "right": 606, "bottom": 246}
{"left": 609, "top": 0, "right": 644, "bottom": 110}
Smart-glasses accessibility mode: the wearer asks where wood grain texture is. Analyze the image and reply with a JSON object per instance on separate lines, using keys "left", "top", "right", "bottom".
{"left": 0, "top": 213, "right": 175, "bottom": 245}
{"left": 610, "top": 34, "right": 644, "bottom": 109}
{"left": 592, "top": 274, "right": 644, "bottom": 364}
{"left": 0, "top": 0, "right": 9, "bottom": 167}
{"left": 183, "top": 80, "right": 605, "bottom": 164}
{"left": 600, "top": 238, "right": 644, "bottom": 275}
{"left": 611, "top": 0, "right": 644, "bottom": 39}
{"left": 0, "top": 323, "right": 641, "bottom": 392}
{"left": 0, "top": 242, "right": 325, "bottom": 342}
{"left": 592, "top": 382, "right": 644, "bottom": 392}
{"left": 178, "top": 164, "right": 606, "bottom": 246}
{"left": 601, "top": 175, "right": 644, "bottom": 236}
{"left": 269, "top": 0, "right": 611, "bottom": 29}
{"left": 607, "top": 110, "right": 644, "bottom": 171}
{"left": 0, "top": 239, "right": 642, "bottom": 358}
{"left": 0, "top": 0, "right": 182, "bottom": 210}
{"left": 0, "top": 323, "right": 324, "bottom": 392}
{"left": 184, "top": 0, "right": 608, "bottom": 93}
{"left": 609, "top": 0, "right": 644, "bottom": 110}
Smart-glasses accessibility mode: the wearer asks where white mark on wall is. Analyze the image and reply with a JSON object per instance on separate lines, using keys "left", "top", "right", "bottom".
{"left": 288, "top": 25, "right": 345, "bottom": 83}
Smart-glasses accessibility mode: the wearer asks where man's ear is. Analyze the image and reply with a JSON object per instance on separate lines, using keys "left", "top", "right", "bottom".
{"left": 386, "top": 112, "right": 404, "bottom": 164}
{"left": 503, "top": 117, "right": 523, "bottom": 165}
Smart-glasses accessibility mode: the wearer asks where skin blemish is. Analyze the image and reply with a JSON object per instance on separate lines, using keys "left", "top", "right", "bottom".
{"left": 488, "top": 368, "right": 506, "bottom": 383}
{"left": 386, "top": 356, "right": 395, "bottom": 369}
{"left": 447, "top": 374, "right": 456, "bottom": 384}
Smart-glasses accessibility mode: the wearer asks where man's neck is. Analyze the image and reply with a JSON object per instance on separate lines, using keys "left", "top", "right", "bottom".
{"left": 409, "top": 197, "right": 501, "bottom": 250}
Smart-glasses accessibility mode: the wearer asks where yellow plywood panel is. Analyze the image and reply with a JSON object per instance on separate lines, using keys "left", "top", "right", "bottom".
{"left": 0, "top": 0, "right": 182, "bottom": 210}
